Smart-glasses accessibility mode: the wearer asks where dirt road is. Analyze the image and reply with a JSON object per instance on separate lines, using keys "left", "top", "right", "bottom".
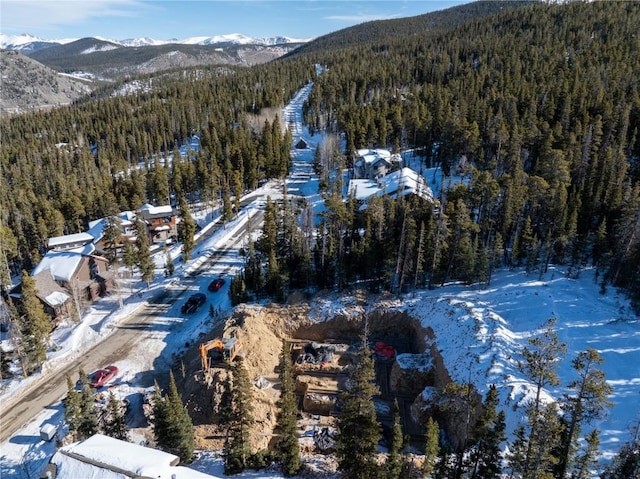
{"left": 0, "top": 208, "right": 264, "bottom": 443}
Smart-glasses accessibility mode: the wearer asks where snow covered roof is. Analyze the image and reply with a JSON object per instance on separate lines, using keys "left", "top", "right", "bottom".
{"left": 32, "top": 249, "right": 95, "bottom": 282}
{"left": 356, "top": 148, "right": 391, "bottom": 163}
{"left": 86, "top": 218, "right": 107, "bottom": 242}
{"left": 87, "top": 211, "right": 138, "bottom": 241}
{"left": 50, "top": 434, "right": 219, "bottom": 479}
{"left": 44, "top": 291, "right": 71, "bottom": 307}
{"left": 348, "top": 167, "right": 435, "bottom": 204}
{"left": 140, "top": 204, "right": 173, "bottom": 216}
{"left": 48, "top": 232, "right": 94, "bottom": 249}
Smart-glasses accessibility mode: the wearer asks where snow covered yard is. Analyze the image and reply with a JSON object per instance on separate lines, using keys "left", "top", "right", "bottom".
{"left": 404, "top": 266, "right": 639, "bottom": 465}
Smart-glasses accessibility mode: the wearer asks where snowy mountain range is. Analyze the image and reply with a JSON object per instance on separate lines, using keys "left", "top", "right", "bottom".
{"left": 0, "top": 32, "right": 310, "bottom": 53}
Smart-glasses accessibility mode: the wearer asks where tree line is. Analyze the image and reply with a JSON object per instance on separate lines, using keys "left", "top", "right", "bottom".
{"left": 299, "top": 1, "right": 640, "bottom": 309}
{"left": 1, "top": 2, "right": 638, "bottom": 310}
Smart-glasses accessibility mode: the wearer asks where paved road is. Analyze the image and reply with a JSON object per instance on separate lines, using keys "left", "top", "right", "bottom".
{"left": 0, "top": 208, "right": 263, "bottom": 443}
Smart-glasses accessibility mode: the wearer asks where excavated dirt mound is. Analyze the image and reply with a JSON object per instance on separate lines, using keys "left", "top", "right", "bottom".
{"left": 176, "top": 291, "right": 463, "bottom": 454}
{"left": 180, "top": 303, "right": 311, "bottom": 451}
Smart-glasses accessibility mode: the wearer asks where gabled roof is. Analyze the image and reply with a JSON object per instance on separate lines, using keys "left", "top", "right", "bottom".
{"left": 348, "top": 167, "right": 435, "bottom": 206}
{"left": 87, "top": 211, "right": 138, "bottom": 243}
{"left": 140, "top": 204, "right": 173, "bottom": 217}
{"left": 86, "top": 218, "right": 107, "bottom": 243}
{"left": 50, "top": 434, "right": 219, "bottom": 479}
{"left": 356, "top": 148, "right": 392, "bottom": 163}
{"left": 31, "top": 247, "right": 96, "bottom": 282}
{"left": 48, "top": 233, "right": 94, "bottom": 250}
{"left": 8, "top": 269, "right": 72, "bottom": 307}
{"left": 33, "top": 269, "right": 71, "bottom": 307}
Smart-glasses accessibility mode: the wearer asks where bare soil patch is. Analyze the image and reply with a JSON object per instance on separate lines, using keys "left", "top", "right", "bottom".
{"left": 173, "top": 291, "right": 470, "bottom": 458}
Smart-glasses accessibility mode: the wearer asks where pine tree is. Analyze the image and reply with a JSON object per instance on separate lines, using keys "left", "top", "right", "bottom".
{"left": 243, "top": 240, "right": 265, "bottom": 295}
{"left": 225, "top": 360, "right": 254, "bottom": 474}
{"left": 167, "top": 371, "right": 195, "bottom": 462}
{"left": 423, "top": 416, "right": 440, "bottom": 477}
{"left": 275, "top": 342, "right": 301, "bottom": 476}
{"left": 17, "top": 270, "right": 51, "bottom": 374}
{"left": 78, "top": 383, "right": 98, "bottom": 440}
{"left": 64, "top": 375, "right": 82, "bottom": 436}
{"left": 470, "top": 385, "right": 505, "bottom": 479}
{"left": 103, "top": 390, "right": 129, "bottom": 440}
{"left": 509, "top": 402, "right": 563, "bottom": 479}
{"left": 218, "top": 373, "right": 233, "bottom": 424}
{"left": 517, "top": 318, "right": 566, "bottom": 477}
{"left": 386, "top": 399, "right": 403, "bottom": 479}
{"left": 102, "top": 215, "right": 121, "bottom": 264}
{"left": 177, "top": 196, "right": 196, "bottom": 261}
{"left": 229, "top": 273, "right": 249, "bottom": 306}
{"left": 265, "top": 249, "right": 285, "bottom": 301}
{"left": 336, "top": 334, "right": 381, "bottom": 478}
{"left": 152, "top": 381, "right": 170, "bottom": 448}
{"left": 153, "top": 373, "right": 195, "bottom": 463}
{"left": 134, "top": 218, "right": 155, "bottom": 287}
{"left": 557, "top": 349, "right": 612, "bottom": 479}
{"left": 571, "top": 429, "right": 599, "bottom": 479}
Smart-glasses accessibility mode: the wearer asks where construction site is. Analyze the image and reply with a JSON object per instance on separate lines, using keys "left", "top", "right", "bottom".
{"left": 172, "top": 290, "right": 475, "bottom": 458}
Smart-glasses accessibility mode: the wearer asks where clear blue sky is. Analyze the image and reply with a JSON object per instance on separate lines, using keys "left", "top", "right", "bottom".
{"left": 1, "top": 0, "right": 469, "bottom": 41}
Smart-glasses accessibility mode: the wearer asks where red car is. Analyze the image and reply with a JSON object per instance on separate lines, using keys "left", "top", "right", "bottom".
{"left": 208, "top": 278, "right": 226, "bottom": 292}
{"left": 88, "top": 365, "right": 119, "bottom": 388}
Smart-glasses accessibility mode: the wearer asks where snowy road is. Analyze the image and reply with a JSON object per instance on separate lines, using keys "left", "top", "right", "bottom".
{"left": 0, "top": 210, "right": 264, "bottom": 443}
{"left": 1, "top": 79, "right": 317, "bottom": 477}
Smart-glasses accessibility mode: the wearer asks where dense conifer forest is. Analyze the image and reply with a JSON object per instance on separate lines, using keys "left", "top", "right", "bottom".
{"left": 2, "top": 2, "right": 640, "bottom": 476}
{"left": 1, "top": 1, "right": 638, "bottom": 312}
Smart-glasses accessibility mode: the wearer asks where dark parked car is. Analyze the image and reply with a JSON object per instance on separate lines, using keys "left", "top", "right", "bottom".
{"left": 208, "top": 278, "right": 226, "bottom": 292}
{"left": 87, "top": 365, "right": 119, "bottom": 388}
{"left": 181, "top": 292, "right": 206, "bottom": 314}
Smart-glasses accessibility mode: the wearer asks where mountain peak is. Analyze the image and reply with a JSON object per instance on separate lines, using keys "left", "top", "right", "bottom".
{"left": 0, "top": 32, "right": 310, "bottom": 52}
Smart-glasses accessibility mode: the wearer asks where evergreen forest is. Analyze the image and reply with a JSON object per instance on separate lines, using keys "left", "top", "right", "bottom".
{"left": 1, "top": 2, "right": 638, "bottom": 310}
{"left": 2, "top": 1, "right": 640, "bottom": 477}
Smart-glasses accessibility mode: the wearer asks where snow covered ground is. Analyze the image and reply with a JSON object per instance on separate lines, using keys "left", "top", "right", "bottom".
{"left": 1, "top": 76, "right": 638, "bottom": 478}
{"left": 309, "top": 265, "right": 640, "bottom": 470}
{"left": 408, "top": 267, "right": 640, "bottom": 464}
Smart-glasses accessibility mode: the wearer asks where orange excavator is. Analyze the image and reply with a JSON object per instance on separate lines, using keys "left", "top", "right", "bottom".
{"left": 199, "top": 337, "right": 242, "bottom": 372}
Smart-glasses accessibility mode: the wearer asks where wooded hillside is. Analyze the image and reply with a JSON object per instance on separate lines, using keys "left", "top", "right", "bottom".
{"left": 1, "top": 1, "right": 638, "bottom": 309}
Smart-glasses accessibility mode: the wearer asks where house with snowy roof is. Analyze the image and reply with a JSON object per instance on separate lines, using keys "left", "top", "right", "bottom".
{"left": 9, "top": 242, "right": 113, "bottom": 323}
{"left": 47, "top": 232, "right": 95, "bottom": 252}
{"left": 87, "top": 211, "right": 137, "bottom": 255}
{"left": 8, "top": 269, "right": 74, "bottom": 325}
{"left": 353, "top": 148, "right": 402, "bottom": 180}
{"left": 347, "top": 167, "right": 435, "bottom": 208}
{"left": 139, "top": 203, "right": 177, "bottom": 246}
{"left": 42, "top": 434, "right": 219, "bottom": 479}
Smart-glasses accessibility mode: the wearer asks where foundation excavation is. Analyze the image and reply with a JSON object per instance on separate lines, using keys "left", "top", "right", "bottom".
{"left": 178, "top": 301, "right": 477, "bottom": 455}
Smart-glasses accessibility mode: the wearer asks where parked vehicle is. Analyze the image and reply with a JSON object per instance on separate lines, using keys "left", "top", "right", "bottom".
{"left": 87, "top": 365, "right": 119, "bottom": 388}
{"left": 208, "top": 278, "right": 226, "bottom": 292}
{"left": 40, "top": 424, "right": 57, "bottom": 442}
{"left": 181, "top": 292, "right": 206, "bottom": 314}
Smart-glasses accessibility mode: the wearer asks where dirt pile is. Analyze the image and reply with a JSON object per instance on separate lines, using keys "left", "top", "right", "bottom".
{"left": 180, "top": 303, "right": 311, "bottom": 451}
{"left": 177, "top": 291, "right": 468, "bottom": 455}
